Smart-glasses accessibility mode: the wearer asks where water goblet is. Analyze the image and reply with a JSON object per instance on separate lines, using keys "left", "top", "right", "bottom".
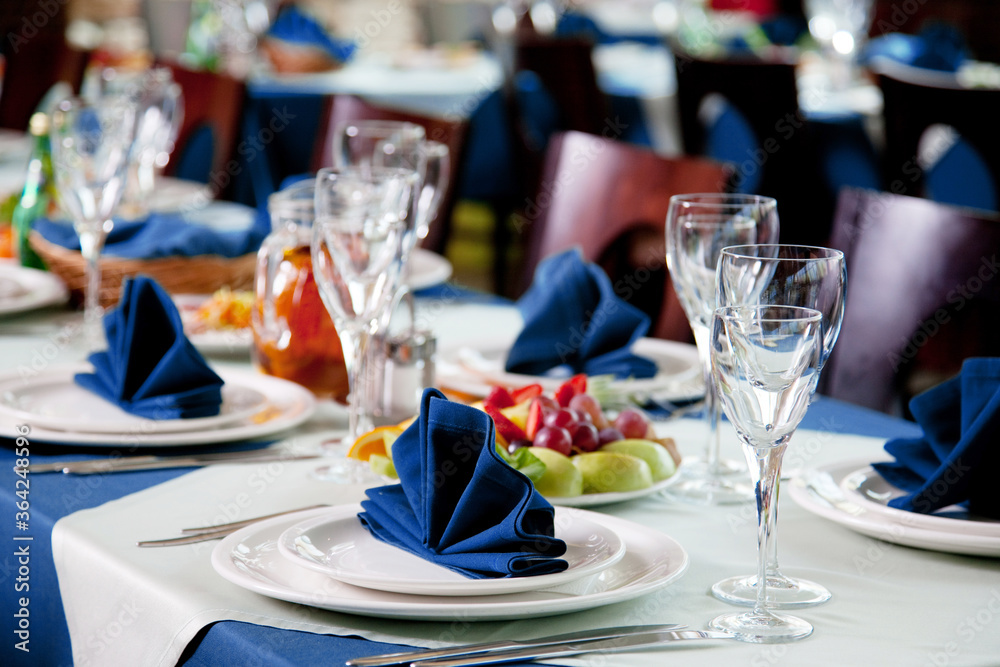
{"left": 714, "top": 244, "right": 846, "bottom": 608}
{"left": 664, "top": 193, "right": 780, "bottom": 504}
{"left": 311, "top": 167, "right": 419, "bottom": 465}
{"left": 49, "top": 95, "right": 137, "bottom": 348}
{"left": 709, "top": 305, "right": 824, "bottom": 643}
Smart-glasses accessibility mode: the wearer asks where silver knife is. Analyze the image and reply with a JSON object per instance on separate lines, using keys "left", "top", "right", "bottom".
{"left": 27, "top": 451, "right": 320, "bottom": 474}
{"left": 418, "top": 630, "right": 735, "bottom": 666}
{"left": 345, "top": 625, "right": 687, "bottom": 667}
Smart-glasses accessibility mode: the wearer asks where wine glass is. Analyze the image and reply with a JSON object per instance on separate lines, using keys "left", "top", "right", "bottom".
{"left": 709, "top": 305, "right": 824, "bottom": 643}
{"left": 311, "top": 167, "right": 419, "bottom": 468}
{"left": 713, "top": 245, "right": 846, "bottom": 607}
{"left": 804, "top": 0, "right": 875, "bottom": 89}
{"left": 49, "top": 96, "right": 137, "bottom": 348}
{"left": 89, "top": 67, "right": 184, "bottom": 219}
{"left": 664, "top": 193, "right": 780, "bottom": 504}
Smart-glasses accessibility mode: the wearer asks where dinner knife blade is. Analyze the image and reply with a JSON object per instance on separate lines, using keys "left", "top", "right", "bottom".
{"left": 344, "top": 624, "right": 686, "bottom": 667}
{"left": 28, "top": 451, "right": 319, "bottom": 474}
{"left": 416, "top": 630, "right": 735, "bottom": 666}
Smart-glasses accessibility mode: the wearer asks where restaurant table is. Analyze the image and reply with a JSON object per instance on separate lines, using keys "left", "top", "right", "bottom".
{"left": 2, "top": 293, "right": 999, "bottom": 667}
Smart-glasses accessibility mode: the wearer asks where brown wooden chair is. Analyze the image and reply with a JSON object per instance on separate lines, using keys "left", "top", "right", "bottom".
{"left": 518, "top": 130, "right": 734, "bottom": 341}
{"left": 311, "top": 95, "right": 468, "bottom": 254}
{"left": 673, "top": 50, "right": 827, "bottom": 246}
{"left": 160, "top": 61, "right": 247, "bottom": 197}
{"left": 876, "top": 60, "right": 1000, "bottom": 209}
{"left": 823, "top": 187, "right": 1000, "bottom": 414}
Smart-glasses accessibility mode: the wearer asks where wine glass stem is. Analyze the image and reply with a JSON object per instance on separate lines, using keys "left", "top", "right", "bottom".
{"left": 78, "top": 227, "right": 107, "bottom": 347}
{"left": 693, "top": 326, "right": 723, "bottom": 472}
{"left": 343, "top": 328, "right": 368, "bottom": 442}
{"left": 747, "top": 442, "right": 787, "bottom": 615}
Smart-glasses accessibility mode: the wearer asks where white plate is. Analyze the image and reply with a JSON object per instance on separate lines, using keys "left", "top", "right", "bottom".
{"left": 213, "top": 506, "right": 688, "bottom": 620}
{"left": 839, "top": 465, "right": 1000, "bottom": 539}
{"left": 0, "top": 367, "right": 316, "bottom": 448}
{"left": 276, "top": 504, "right": 625, "bottom": 596}
{"left": 790, "top": 460, "right": 1000, "bottom": 558}
{"left": 407, "top": 249, "right": 453, "bottom": 291}
{"left": 149, "top": 177, "right": 214, "bottom": 213}
{"left": 437, "top": 338, "right": 703, "bottom": 401}
{"left": 0, "top": 364, "right": 267, "bottom": 434}
{"left": 548, "top": 476, "right": 675, "bottom": 508}
{"left": 0, "top": 262, "right": 69, "bottom": 316}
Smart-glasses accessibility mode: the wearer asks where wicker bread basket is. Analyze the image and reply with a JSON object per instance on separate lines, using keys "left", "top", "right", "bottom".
{"left": 29, "top": 231, "right": 257, "bottom": 308}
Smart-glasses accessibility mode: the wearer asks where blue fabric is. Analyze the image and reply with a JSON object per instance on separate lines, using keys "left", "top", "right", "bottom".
{"left": 808, "top": 113, "right": 881, "bottom": 196}
{"left": 925, "top": 136, "right": 998, "bottom": 212}
{"left": 75, "top": 276, "right": 224, "bottom": 420}
{"left": 506, "top": 249, "right": 658, "bottom": 379}
{"left": 359, "top": 388, "right": 567, "bottom": 579}
{"left": 864, "top": 24, "right": 968, "bottom": 72}
{"left": 873, "top": 358, "right": 1000, "bottom": 519}
{"left": 267, "top": 4, "right": 356, "bottom": 63}
{"left": 513, "top": 70, "right": 561, "bottom": 154}
{"left": 555, "top": 12, "right": 662, "bottom": 46}
{"left": 173, "top": 124, "right": 215, "bottom": 185}
{"left": 33, "top": 208, "right": 269, "bottom": 259}
{"left": 705, "top": 101, "right": 760, "bottom": 194}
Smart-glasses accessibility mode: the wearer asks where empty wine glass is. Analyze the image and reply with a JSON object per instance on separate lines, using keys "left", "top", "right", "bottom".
{"left": 804, "top": 0, "right": 875, "bottom": 88}
{"left": 664, "top": 193, "right": 780, "bottom": 504}
{"left": 311, "top": 167, "right": 419, "bottom": 474}
{"left": 714, "top": 245, "right": 846, "bottom": 608}
{"left": 89, "top": 67, "right": 183, "bottom": 219}
{"left": 709, "top": 305, "right": 824, "bottom": 643}
{"left": 50, "top": 96, "right": 137, "bottom": 348}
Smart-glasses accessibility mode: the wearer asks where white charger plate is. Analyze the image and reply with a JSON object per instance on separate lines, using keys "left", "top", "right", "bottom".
{"left": 436, "top": 338, "right": 703, "bottom": 401}
{"left": 0, "top": 364, "right": 267, "bottom": 434}
{"left": 0, "top": 262, "right": 69, "bottom": 316}
{"left": 275, "top": 504, "right": 625, "bottom": 596}
{"left": 790, "top": 460, "right": 1000, "bottom": 558}
{"left": 839, "top": 465, "right": 1000, "bottom": 539}
{"left": 0, "top": 366, "right": 316, "bottom": 447}
{"left": 213, "top": 506, "right": 688, "bottom": 620}
{"left": 406, "top": 249, "right": 452, "bottom": 291}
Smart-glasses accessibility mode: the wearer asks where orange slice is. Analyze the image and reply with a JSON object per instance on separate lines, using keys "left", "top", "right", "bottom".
{"left": 348, "top": 426, "right": 403, "bottom": 461}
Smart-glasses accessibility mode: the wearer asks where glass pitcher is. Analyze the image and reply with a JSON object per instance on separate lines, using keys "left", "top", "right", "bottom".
{"left": 251, "top": 179, "right": 349, "bottom": 401}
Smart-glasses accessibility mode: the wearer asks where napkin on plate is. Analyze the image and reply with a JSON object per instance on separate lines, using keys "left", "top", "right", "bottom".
{"left": 505, "top": 248, "right": 658, "bottom": 379}
{"left": 359, "top": 388, "right": 568, "bottom": 579}
{"left": 33, "top": 208, "right": 269, "bottom": 260}
{"left": 265, "top": 4, "right": 356, "bottom": 65}
{"left": 864, "top": 24, "right": 968, "bottom": 73}
{"left": 75, "top": 275, "right": 224, "bottom": 420}
{"left": 872, "top": 358, "right": 1000, "bottom": 519}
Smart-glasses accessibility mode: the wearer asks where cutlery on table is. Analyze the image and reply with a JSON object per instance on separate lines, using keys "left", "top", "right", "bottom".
{"left": 414, "top": 630, "right": 734, "bottom": 666}
{"left": 27, "top": 450, "right": 320, "bottom": 475}
{"left": 136, "top": 503, "right": 331, "bottom": 547}
{"left": 345, "top": 625, "right": 690, "bottom": 667}
{"left": 798, "top": 469, "right": 867, "bottom": 516}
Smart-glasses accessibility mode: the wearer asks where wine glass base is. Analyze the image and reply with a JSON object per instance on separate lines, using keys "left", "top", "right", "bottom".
{"left": 311, "top": 458, "right": 381, "bottom": 484}
{"left": 661, "top": 474, "right": 754, "bottom": 505}
{"left": 712, "top": 574, "right": 832, "bottom": 609}
{"left": 678, "top": 456, "right": 747, "bottom": 477}
{"left": 710, "top": 609, "right": 813, "bottom": 643}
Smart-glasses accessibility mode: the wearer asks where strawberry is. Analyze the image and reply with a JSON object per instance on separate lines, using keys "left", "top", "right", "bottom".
{"left": 510, "top": 383, "right": 543, "bottom": 404}
{"left": 484, "top": 386, "right": 515, "bottom": 409}
{"left": 555, "top": 374, "right": 588, "bottom": 407}
{"left": 484, "top": 403, "right": 527, "bottom": 443}
{"left": 525, "top": 397, "right": 545, "bottom": 439}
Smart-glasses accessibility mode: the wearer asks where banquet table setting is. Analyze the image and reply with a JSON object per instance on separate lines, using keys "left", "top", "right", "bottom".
{"left": 3, "top": 2, "right": 1000, "bottom": 666}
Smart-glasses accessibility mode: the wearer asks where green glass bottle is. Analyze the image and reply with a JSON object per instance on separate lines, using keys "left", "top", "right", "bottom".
{"left": 12, "top": 112, "right": 53, "bottom": 270}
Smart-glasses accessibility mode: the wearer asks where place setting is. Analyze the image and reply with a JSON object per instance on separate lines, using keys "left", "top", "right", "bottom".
{"left": 792, "top": 357, "right": 1000, "bottom": 558}
{"left": 210, "top": 387, "right": 691, "bottom": 623}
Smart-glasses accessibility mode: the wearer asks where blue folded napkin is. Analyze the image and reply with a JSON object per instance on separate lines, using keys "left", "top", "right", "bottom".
{"left": 75, "top": 275, "right": 224, "bottom": 420}
{"left": 33, "top": 208, "right": 269, "bottom": 260}
{"left": 505, "top": 248, "right": 658, "bottom": 379}
{"left": 359, "top": 388, "right": 568, "bottom": 579}
{"left": 872, "top": 358, "right": 1000, "bottom": 519}
{"left": 267, "top": 4, "right": 356, "bottom": 63}
{"left": 864, "top": 24, "right": 968, "bottom": 73}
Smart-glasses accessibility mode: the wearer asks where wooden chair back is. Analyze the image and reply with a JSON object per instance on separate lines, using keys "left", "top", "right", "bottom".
{"left": 824, "top": 188, "right": 1000, "bottom": 413}
{"left": 0, "top": 33, "right": 89, "bottom": 130}
{"left": 161, "top": 61, "right": 246, "bottom": 196}
{"left": 312, "top": 95, "right": 467, "bottom": 254}
{"left": 520, "top": 131, "right": 734, "bottom": 340}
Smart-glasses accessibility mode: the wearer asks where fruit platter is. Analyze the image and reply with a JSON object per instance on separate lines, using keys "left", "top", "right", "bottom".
{"left": 348, "top": 374, "right": 681, "bottom": 505}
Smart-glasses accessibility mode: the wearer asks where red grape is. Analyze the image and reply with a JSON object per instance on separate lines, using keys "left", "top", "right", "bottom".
{"left": 572, "top": 423, "right": 600, "bottom": 452}
{"left": 614, "top": 409, "right": 649, "bottom": 439}
{"left": 568, "top": 393, "right": 609, "bottom": 429}
{"left": 507, "top": 438, "right": 532, "bottom": 454}
{"left": 543, "top": 408, "right": 580, "bottom": 435}
{"left": 535, "top": 395, "right": 559, "bottom": 414}
{"left": 533, "top": 426, "right": 573, "bottom": 456}
{"left": 598, "top": 427, "right": 625, "bottom": 445}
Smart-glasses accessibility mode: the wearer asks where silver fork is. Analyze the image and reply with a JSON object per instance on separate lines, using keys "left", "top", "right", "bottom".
{"left": 136, "top": 504, "right": 329, "bottom": 547}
